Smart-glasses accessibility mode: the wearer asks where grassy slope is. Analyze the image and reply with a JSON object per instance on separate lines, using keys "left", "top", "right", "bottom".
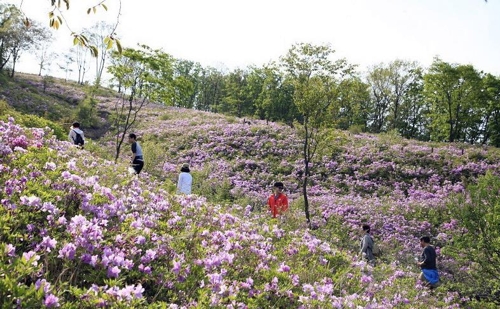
{"left": 0, "top": 72, "right": 117, "bottom": 139}
{"left": 2, "top": 73, "right": 500, "bottom": 307}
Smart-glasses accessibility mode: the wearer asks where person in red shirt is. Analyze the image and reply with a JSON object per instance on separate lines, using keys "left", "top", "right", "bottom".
{"left": 268, "top": 182, "right": 288, "bottom": 218}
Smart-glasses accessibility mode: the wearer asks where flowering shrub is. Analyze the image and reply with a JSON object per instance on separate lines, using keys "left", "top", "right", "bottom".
{"left": 2, "top": 109, "right": 500, "bottom": 308}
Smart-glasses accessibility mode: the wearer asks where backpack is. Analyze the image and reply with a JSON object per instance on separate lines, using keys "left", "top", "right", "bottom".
{"left": 372, "top": 241, "right": 382, "bottom": 257}
{"left": 73, "top": 130, "right": 84, "bottom": 146}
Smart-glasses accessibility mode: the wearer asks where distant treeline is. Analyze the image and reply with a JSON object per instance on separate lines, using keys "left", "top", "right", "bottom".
{"left": 107, "top": 45, "right": 500, "bottom": 147}
{"left": 1, "top": 0, "right": 499, "bottom": 146}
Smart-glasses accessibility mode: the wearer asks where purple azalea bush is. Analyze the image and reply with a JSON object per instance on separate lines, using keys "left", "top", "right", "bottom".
{"left": 1, "top": 109, "right": 500, "bottom": 308}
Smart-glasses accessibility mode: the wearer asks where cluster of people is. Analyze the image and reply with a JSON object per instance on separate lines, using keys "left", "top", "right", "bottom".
{"left": 70, "top": 123, "right": 440, "bottom": 290}
{"left": 68, "top": 124, "right": 192, "bottom": 194}
{"left": 360, "top": 224, "right": 440, "bottom": 289}
{"left": 265, "top": 185, "right": 440, "bottom": 289}
{"left": 129, "top": 133, "right": 192, "bottom": 195}
{"left": 264, "top": 182, "right": 440, "bottom": 290}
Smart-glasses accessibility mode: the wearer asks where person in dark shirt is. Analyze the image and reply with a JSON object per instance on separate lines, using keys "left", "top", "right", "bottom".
{"left": 416, "top": 236, "right": 440, "bottom": 288}
{"left": 128, "top": 133, "right": 144, "bottom": 174}
{"left": 360, "top": 224, "right": 376, "bottom": 266}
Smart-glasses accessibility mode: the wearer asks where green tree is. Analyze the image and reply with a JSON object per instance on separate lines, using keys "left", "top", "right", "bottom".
{"left": 241, "top": 66, "right": 266, "bottom": 118}
{"left": 107, "top": 45, "right": 174, "bottom": 162}
{"left": 172, "top": 59, "right": 203, "bottom": 109}
{"left": 424, "top": 58, "right": 484, "bottom": 143}
{"left": 482, "top": 74, "right": 500, "bottom": 146}
{"left": 366, "top": 60, "right": 423, "bottom": 133}
{"left": 196, "top": 66, "right": 225, "bottom": 112}
{"left": 221, "top": 68, "right": 258, "bottom": 117}
{"left": 0, "top": 3, "right": 18, "bottom": 71}
{"left": 0, "top": 4, "right": 50, "bottom": 77}
{"left": 398, "top": 66, "right": 429, "bottom": 140}
{"left": 332, "top": 76, "right": 371, "bottom": 131}
{"left": 280, "top": 42, "right": 353, "bottom": 224}
{"left": 253, "top": 64, "right": 296, "bottom": 124}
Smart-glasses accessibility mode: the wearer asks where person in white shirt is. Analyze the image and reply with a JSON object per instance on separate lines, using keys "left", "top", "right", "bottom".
{"left": 128, "top": 133, "right": 144, "bottom": 174}
{"left": 68, "top": 122, "right": 85, "bottom": 148}
{"left": 177, "top": 163, "right": 193, "bottom": 194}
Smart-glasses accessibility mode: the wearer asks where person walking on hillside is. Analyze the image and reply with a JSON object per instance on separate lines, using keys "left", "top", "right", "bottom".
{"left": 360, "top": 224, "right": 376, "bottom": 266}
{"left": 416, "top": 236, "right": 440, "bottom": 289}
{"left": 128, "top": 133, "right": 144, "bottom": 174}
{"left": 68, "top": 122, "right": 85, "bottom": 148}
{"left": 177, "top": 163, "right": 193, "bottom": 194}
{"left": 267, "top": 182, "right": 288, "bottom": 218}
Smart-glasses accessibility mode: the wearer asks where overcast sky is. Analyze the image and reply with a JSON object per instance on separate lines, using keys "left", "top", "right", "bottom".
{"left": 10, "top": 0, "right": 500, "bottom": 80}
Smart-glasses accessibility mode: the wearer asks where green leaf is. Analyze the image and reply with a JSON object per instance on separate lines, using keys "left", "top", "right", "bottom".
{"left": 90, "top": 46, "right": 99, "bottom": 57}
{"left": 116, "top": 39, "right": 122, "bottom": 54}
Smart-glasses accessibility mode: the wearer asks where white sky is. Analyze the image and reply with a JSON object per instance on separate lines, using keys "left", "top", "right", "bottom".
{"left": 9, "top": 0, "right": 500, "bottom": 81}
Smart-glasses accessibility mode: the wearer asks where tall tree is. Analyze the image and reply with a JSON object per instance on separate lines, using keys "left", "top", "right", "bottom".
{"left": 196, "top": 66, "right": 225, "bottom": 112}
{"left": 397, "top": 68, "right": 430, "bottom": 140}
{"left": 259, "top": 65, "right": 297, "bottom": 124}
{"left": 221, "top": 68, "right": 251, "bottom": 117}
{"left": 0, "top": 3, "right": 18, "bottom": 71}
{"left": 366, "top": 60, "right": 422, "bottom": 133}
{"left": 84, "top": 21, "right": 117, "bottom": 85}
{"left": 424, "top": 58, "right": 484, "bottom": 143}
{"left": 9, "top": 21, "right": 49, "bottom": 77}
{"left": 172, "top": 59, "right": 203, "bottom": 109}
{"left": 481, "top": 74, "right": 500, "bottom": 146}
{"left": 58, "top": 52, "right": 74, "bottom": 82}
{"left": 332, "top": 76, "right": 371, "bottom": 131}
{"left": 0, "top": 4, "right": 50, "bottom": 77}
{"left": 108, "top": 45, "right": 175, "bottom": 162}
{"left": 280, "top": 43, "right": 353, "bottom": 224}
{"left": 72, "top": 45, "right": 90, "bottom": 84}
{"left": 35, "top": 41, "right": 56, "bottom": 76}
{"left": 238, "top": 66, "right": 263, "bottom": 118}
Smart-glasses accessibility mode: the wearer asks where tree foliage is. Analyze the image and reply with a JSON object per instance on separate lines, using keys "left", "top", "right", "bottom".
{"left": 0, "top": 4, "right": 51, "bottom": 77}
{"left": 424, "top": 58, "right": 484, "bottom": 143}
{"left": 445, "top": 171, "right": 500, "bottom": 304}
{"left": 107, "top": 45, "right": 175, "bottom": 162}
{"left": 280, "top": 43, "right": 354, "bottom": 223}
{"left": 367, "top": 60, "right": 423, "bottom": 133}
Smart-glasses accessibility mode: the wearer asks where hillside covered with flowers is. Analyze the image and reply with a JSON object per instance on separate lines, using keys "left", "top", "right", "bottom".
{"left": 2, "top": 105, "right": 500, "bottom": 308}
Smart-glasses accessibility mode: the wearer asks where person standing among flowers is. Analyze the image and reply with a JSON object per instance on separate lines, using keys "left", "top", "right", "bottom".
{"left": 360, "top": 224, "right": 376, "bottom": 266}
{"left": 128, "top": 133, "right": 144, "bottom": 174}
{"left": 416, "top": 236, "right": 440, "bottom": 289}
{"left": 68, "top": 122, "right": 85, "bottom": 148}
{"left": 267, "top": 182, "right": 288, "bottom": 218}
{"left": 177, "top": 163, "right": 193, "bottom": 194}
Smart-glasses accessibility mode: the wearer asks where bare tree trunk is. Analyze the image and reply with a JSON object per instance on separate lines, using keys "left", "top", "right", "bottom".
{"left": 10, "top": 51, "right": 19, "bottom": 78}
{"left": 303, "top": 118, "right": 311, "bottom": 224}
{"left": 113, "top": 85, "right": 147, "bottom": 163}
